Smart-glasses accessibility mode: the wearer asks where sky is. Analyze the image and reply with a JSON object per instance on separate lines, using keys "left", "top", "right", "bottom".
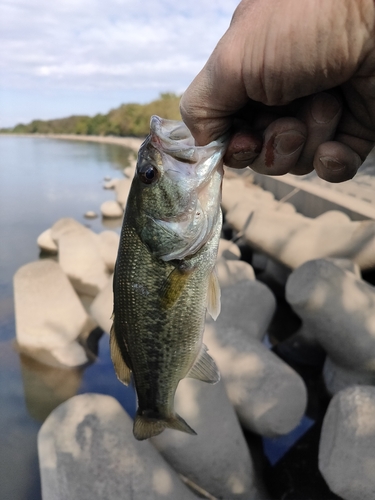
{"left": 0, "top": 0, "right": 240, "bottom": 128}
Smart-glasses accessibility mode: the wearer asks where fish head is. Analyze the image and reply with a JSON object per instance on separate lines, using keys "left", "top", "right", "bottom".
{"left": 130, "top": 115, "right": 228, "bottom": 261}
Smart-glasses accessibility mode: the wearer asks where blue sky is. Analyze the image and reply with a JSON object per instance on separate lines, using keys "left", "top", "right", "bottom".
{"left": 0, "top": 0, "right": 240, "bottom": 128}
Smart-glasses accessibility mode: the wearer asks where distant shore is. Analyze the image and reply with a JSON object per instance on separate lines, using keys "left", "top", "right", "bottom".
{"left": 0, "top": 133, "right": 144, "bottom": 152}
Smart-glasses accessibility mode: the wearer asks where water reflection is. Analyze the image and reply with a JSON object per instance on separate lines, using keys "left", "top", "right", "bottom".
{"left": 97, "top": 143, "right": 137, "bottom": 172}
{"left": 20, "top": 353, "right": 83, "bottom": 422}
{"left": 101, "top": 216, "right": 123, "bottom": 230}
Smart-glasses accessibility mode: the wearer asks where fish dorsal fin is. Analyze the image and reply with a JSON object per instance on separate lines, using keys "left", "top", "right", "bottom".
{"left": 160, "top": 267, "right": 192, "bottom": 309}
{"left": 110, "top": 321, "right": 132, "bottom": 386}
{"left": 186, "top": 343, "right": 220, "bottom": 384}
{"left": 207, "top": 267, "right": 221, "bottom": 320}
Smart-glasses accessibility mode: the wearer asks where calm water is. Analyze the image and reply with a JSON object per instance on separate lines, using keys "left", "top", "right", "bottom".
{"left": 0, "top": 137, "right": 137, "bottom": 500}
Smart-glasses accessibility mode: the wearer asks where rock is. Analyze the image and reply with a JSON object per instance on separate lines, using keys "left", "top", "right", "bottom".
{"left": 222, "top": 177, "right": 275, "bottom": 214}
{"left": 97, "top": 231, "right": 119, "bottom": 272}
{"left": 50, "top": 218, "right": 84, "bottom": 243}
{"left": 251, "top": 252, "right": 268, "bottom": 272}
{"left": 286, "top": 259, "right": 375, "bottom": 376}
{"left": 90, "top": 276, "right": 113, "bottom": 334}
{"left": 101, "top": 218, "right": 123, "bottom": 230}
{"left": 319, "top": 386, "right": 375, "bottom": 500}
{"left": 100, "top": 200, "right": 123, "bottom": 219}
{"left": 38, "top": 394, "right": 198, "bottom": 500}
{"left": 239, "top": 208, "right": 375, "bottom": 270}
{"left": 115, "top": 178, "right": 132, "bottom": 208}
{"left": 275, "top": 202, "right": 297, "bottom": 214}
{"left": 315, "top": 210, "right": 351, "bottom": 224}
{"left": 152, "top": 378, "right": 264, "bottom": 500}
{"left": 222, "top": 178, "right": 249, "bottom": 212}
{"left": 84, "top": 211, "right": 98, "bottom": 219}
{"left": 216, "top": 258, "right": 255, "bottom": 288}
{"left": 103, "top": 179, "right": 119, "bottom": 189}
{"left": 51, "top": 218, "right": 110, "bottom": 296}
{"left": 13, "top": 260, "right": 90, "bottom": 367}
{"left": 37, "top": 229, "right": 58, "bottom": 254}
{"left": 123, "top": 164, "right": 136, "bottom": 179}
{"left": 259, "top": 257, "right": 292, "bottom": 288}
{"left": 224, "top": 200, "right": 275, "bottom": 234}
{"left": 205, "top": 320, "right": 307, "bottom": 436}
{"left": 323, "top": 357, "right": 375, "bottom": 395}
{"left": 216, "top": 280, "right": 276, "bottom": 341}
{"left": 205, "top": 317, "right": 306, "bottom": 437}
{"left": 217, "top": 238, "right": 241, "bottom": 260}
{"left": 325, "top": 257, "right": 361, "bottom": 278}
{"left": 205, "top": 281, "right": 306, "bottom": 436}
{"left": 78, "top": 294, "right": 95, "bottom": 315}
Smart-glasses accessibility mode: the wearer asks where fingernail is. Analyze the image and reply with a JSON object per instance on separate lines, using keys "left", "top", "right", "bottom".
{"left": 274, "top": 132, "right": 305, "bottom": 156}
{"left": 232, "top": 150, "right": 259, "bottom": 162}
{"left": 319, "top": 156, "right": 346, "bottom": 171}
{"left": 311, "top": 93, "right": 340, "bottom": 124}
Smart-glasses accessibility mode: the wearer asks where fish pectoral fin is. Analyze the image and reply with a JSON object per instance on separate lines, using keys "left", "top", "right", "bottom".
{"left": 160, "top": 267, "right": 192, "bottom": 309}
{"left": 186, "top": 343, "right": 220, "bottom": 384}
{"left": 110, "top": 322, "right": 132, "bottom": 386}
{"left": 133, "top": 411, "right": 196, "bottom": 441}
{"left": 207, "top": 267, "right": 221, "bottom": 320}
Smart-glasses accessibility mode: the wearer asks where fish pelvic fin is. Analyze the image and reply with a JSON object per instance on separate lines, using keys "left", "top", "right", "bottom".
{"left": 110, "top": 321, "right": 132, "bottom": 386}
{"left": 207, "top": 267, "right": 221, "bottom": 320}
{"left": 133, "top": 411, "right": 197, "bottom": 441}
{"left": 186, "top": 343, "right": 220, "bottom": 384}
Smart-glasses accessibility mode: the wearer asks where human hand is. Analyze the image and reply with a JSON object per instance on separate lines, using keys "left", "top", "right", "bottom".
{"left": 180, "top": 0, "right": 375, "bottom": 182}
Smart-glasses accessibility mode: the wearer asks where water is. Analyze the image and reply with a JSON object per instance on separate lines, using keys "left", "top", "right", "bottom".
{"left": 0, "top": 136, "right": 137, "bottom": 500}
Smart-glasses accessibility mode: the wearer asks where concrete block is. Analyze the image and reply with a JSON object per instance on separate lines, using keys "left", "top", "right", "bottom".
{"left": 319, "top": 386, "right": 375, "bottom": 500}
{"left": 38, "top": 394, "right": 197, "bottom": 500}
{"left": 13, "top": 260, "right": 89, "bottom": 367}
{"left": 152, "top": 378, "right": 264, "bottom": 500}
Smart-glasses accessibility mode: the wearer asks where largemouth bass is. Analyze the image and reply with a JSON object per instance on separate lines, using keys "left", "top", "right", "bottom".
{"left": 111, "top": 115, "right": 227, "bottom": 440}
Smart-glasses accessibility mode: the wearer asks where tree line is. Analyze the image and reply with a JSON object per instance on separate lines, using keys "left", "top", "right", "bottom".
{"left": 1, "top": 93, "right": 181, "bottom": 137}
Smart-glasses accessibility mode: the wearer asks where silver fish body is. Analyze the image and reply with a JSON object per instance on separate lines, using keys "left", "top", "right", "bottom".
{"left": 111, "top": 116, "right": 227, "bottom": 440}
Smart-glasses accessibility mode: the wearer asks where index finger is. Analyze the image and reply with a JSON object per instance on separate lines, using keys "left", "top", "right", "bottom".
{"left": 180, "top": 32, "right": 249, "bottom": 145}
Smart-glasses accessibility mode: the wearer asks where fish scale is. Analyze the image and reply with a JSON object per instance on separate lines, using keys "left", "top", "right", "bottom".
{"left": 111, "top": 116, "right": 227, "bottom": 440}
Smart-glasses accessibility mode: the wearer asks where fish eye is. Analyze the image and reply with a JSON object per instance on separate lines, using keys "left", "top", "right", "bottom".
{"left": 139, "top": 164, "right": 159, "bottom": 185}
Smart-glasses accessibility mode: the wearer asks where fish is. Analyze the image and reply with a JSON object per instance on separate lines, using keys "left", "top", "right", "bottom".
{"left": 110, "top": 115, "right": 228, "bottom": 440}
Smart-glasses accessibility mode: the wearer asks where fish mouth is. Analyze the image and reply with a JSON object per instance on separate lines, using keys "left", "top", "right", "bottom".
{"left": 144, "top": 116, "right": 228, "bottom": 261}
{"left": 150, "top": 115, "right": 228, "bottom": 168}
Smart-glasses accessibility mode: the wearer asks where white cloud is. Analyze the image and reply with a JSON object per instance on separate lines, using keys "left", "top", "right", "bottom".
{"left": 0, "top": 0, "right": 240, "bottom": 92}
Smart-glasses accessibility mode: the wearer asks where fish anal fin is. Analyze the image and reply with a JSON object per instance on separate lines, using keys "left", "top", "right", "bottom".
{"left": 110, "top": 322, "right": 131, "bottom": 386}
{"left": 133, "top": 411, "right": 196, "bottom": 441}
{"left": 186, "top": 343, "right": 220, "bottom": 384}
{"left": 207, "top": 267, "right": 221, "bottom": 320}
{"left": 160, "top": 267, "right": 192, "bottom": 309}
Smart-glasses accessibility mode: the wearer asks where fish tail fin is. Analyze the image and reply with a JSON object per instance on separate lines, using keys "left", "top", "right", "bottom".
{"left": 166, "top": 413, "right": 197, "bottom": 436}
{"left": 133, "top": 412, "right": 196, "bottom": 441}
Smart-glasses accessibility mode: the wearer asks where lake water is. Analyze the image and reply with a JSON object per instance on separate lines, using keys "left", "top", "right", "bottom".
{"left": 0, "top": 136, "right": 137, "bottom": 500}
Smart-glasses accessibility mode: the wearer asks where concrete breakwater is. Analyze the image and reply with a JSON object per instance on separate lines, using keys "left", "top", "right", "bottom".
{"left": 252, "top": 148, "right": 375, "bottom": 221}
{"left": 11, "top": 138, "right": 375, "bottom": 499}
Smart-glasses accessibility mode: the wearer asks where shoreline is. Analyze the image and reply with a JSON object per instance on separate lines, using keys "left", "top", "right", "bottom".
{"left": 0, "top": 133, "right": 144, "bottom": 152}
